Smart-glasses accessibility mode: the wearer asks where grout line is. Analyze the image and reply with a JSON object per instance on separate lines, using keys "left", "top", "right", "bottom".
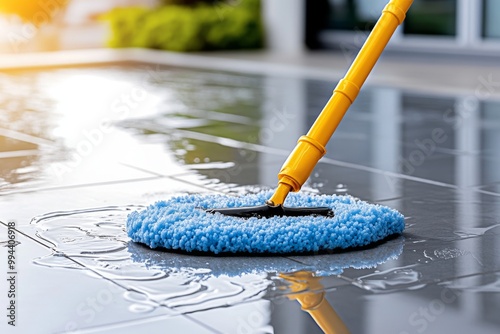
{"left": 118, "top": 162, "right": 165, "bottom": 177}
{"left": 59, "top": 313, "right": 221, "bottom": 334}
{"left": 0, "top": 176, "right": 162, "bottom": 196}
{"left": 2, "top": 223, "right": 59, "bottom": 254}
{"left": 476, "top": 189, "right": 500, "bottom": 198}
{"left": 478, "top": 179, "right": 500, "bottom": 187}
{"left": 169, "top": 175, "right": 231, "bottom": 195}
{"left": 183, "top": 315, "right": 225, "bottom": 334}
{"left": 118, "top": 162, "right": 233, "bottom": 185}
{"left": 138, "top": 123, "right": 287, "bottom": 156}
{"left": 320, "top": 157, "right": 459, "bottom": 189}
{"left": 181, "top": 108, "right": 257, "bottom": 126}
{"left": 373, "top": 196, "right": 406, "bottom": 203}
{"left": 0, "top": 127, "right": 55, "bottom": 148}
{"left": 284, "top": 256, "right": 313, "bottom": 266}
{"left": 0, "top": 149, "right": 42, "bottom": 159}
{"left": 117, "top": 162, "right": 230, "bottom": 195}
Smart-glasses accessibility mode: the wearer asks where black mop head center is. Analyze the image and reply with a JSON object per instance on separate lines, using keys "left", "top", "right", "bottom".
{"left": 206, "top": 204, "right": 334, "bottom": 218}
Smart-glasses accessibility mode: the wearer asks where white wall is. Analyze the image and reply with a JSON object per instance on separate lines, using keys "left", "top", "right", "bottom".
{"left": 262, "top": 0, "right": 305, "bottom": 54}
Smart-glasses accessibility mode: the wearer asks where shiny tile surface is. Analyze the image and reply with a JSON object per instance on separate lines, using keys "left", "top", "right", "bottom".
{"left": 0, "top": 63, "right": 499, "bottom": 334}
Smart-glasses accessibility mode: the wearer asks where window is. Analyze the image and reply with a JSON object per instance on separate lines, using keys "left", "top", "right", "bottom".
{"left": 328, "top": 0, "right": 386, "bottom": 31}
{"left": 483, "top": 0, "right": 500, "bottom": 39}
{"left": 317, "top": 0, "right": 500, "bottom": 55}
{"left": 403, "top": 0, "right": 457, "bottom": 36}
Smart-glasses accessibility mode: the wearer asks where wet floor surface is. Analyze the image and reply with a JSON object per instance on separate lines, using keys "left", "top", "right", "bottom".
{"left": 0, "top": 64, "right": 499, "bottom": 333}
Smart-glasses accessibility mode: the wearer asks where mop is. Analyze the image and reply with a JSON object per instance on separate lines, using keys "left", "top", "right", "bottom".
{"left": 127, "top": 0, "right": 414, "bottom": 254}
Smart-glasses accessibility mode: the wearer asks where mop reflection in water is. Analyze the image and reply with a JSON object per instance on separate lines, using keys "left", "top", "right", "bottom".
{"left": 281, "top": 271, "right": 350, "bottom": 334}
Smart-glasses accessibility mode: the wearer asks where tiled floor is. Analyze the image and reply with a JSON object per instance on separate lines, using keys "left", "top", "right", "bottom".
{"left": 0, "top": 56, "right": 499, "bottom": 334}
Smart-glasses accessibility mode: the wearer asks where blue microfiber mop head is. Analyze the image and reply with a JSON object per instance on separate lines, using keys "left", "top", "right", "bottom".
{"left": 127, "top": 191, "right": 405, "bottom": 254}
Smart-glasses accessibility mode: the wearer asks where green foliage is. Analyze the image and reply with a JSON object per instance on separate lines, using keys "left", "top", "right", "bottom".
{"left": 101, "top": 0, "right": 263, "bottom": 52}
{"left": 160, "top": 0, "right": 220, "bottom": 5}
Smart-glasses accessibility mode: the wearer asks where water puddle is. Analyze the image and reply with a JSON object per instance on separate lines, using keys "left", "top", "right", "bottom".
{"left": 31, "top": 204, "right": 404, "bottom": 314}
{"left": 31, "top": 206, "right": 272, "bottom": 313}
{"left": 353, "top": 265, "right": 424, "bottom": 292}
{"left": 442, "top": 273, "right": 500, "bottom": 293}
{"left": 453, "top": 223, "right": 500, "bottom": 239}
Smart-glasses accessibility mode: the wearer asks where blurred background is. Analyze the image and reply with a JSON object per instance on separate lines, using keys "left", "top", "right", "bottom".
{"left": 0, "top": 0, "right": 499, "bottom": 56}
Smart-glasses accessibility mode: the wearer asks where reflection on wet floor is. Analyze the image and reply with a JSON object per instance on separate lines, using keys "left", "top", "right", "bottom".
{"left": 1, "top": 64, "right": 500, "bottom": 333}
{"left": 280, "top": 271, "right": 350, "bottom": 334}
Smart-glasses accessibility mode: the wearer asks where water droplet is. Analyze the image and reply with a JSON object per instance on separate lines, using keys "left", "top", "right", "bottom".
{"left": 433, "top": 248, "right": 467, "bottom": 260}
{"left": 354, "top": 266, "right": 422, "bottom": 292}
{"left": 129, "top": 303, "right": 156, "bottom": 313}
{"left": 423, "top": 250, "right": 434, "bottom": 261}
{"left": 335, "top": 184, "right": 348, "bottom": 193}
{"left": 312, "top": 182, "right": 324, "bottom": 189}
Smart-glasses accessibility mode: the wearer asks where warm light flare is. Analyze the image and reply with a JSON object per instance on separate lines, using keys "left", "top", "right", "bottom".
{"left": 0, "top": 0, "right": 67, "bottom": 24}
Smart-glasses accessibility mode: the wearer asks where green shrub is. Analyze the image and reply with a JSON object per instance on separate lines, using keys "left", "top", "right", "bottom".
{"left": 160, "top": 0, "right": 220, "bottom": 5}
{"left": 102, "top": 0, "right": 263, "bottom": 52}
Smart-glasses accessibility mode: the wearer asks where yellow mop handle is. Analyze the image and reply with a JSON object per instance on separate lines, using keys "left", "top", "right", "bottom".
{"left": 280, "top": 271, "right": 350, "bottom": 334}
{"left": 268, "top": 0, "right": 413, "bottom": 206}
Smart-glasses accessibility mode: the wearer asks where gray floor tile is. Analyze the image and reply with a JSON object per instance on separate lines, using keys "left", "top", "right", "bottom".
{"left": 0, "top": 224, "right": 173, "bottom": 334}
{"left": 186, "top": 300, "right": 273, "bottom": 334}
{"left": 63, "top": 314, "right": 217, "bottom": 334}
{"left": 322, "top": 277, "right": 500, "bottom": 334}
